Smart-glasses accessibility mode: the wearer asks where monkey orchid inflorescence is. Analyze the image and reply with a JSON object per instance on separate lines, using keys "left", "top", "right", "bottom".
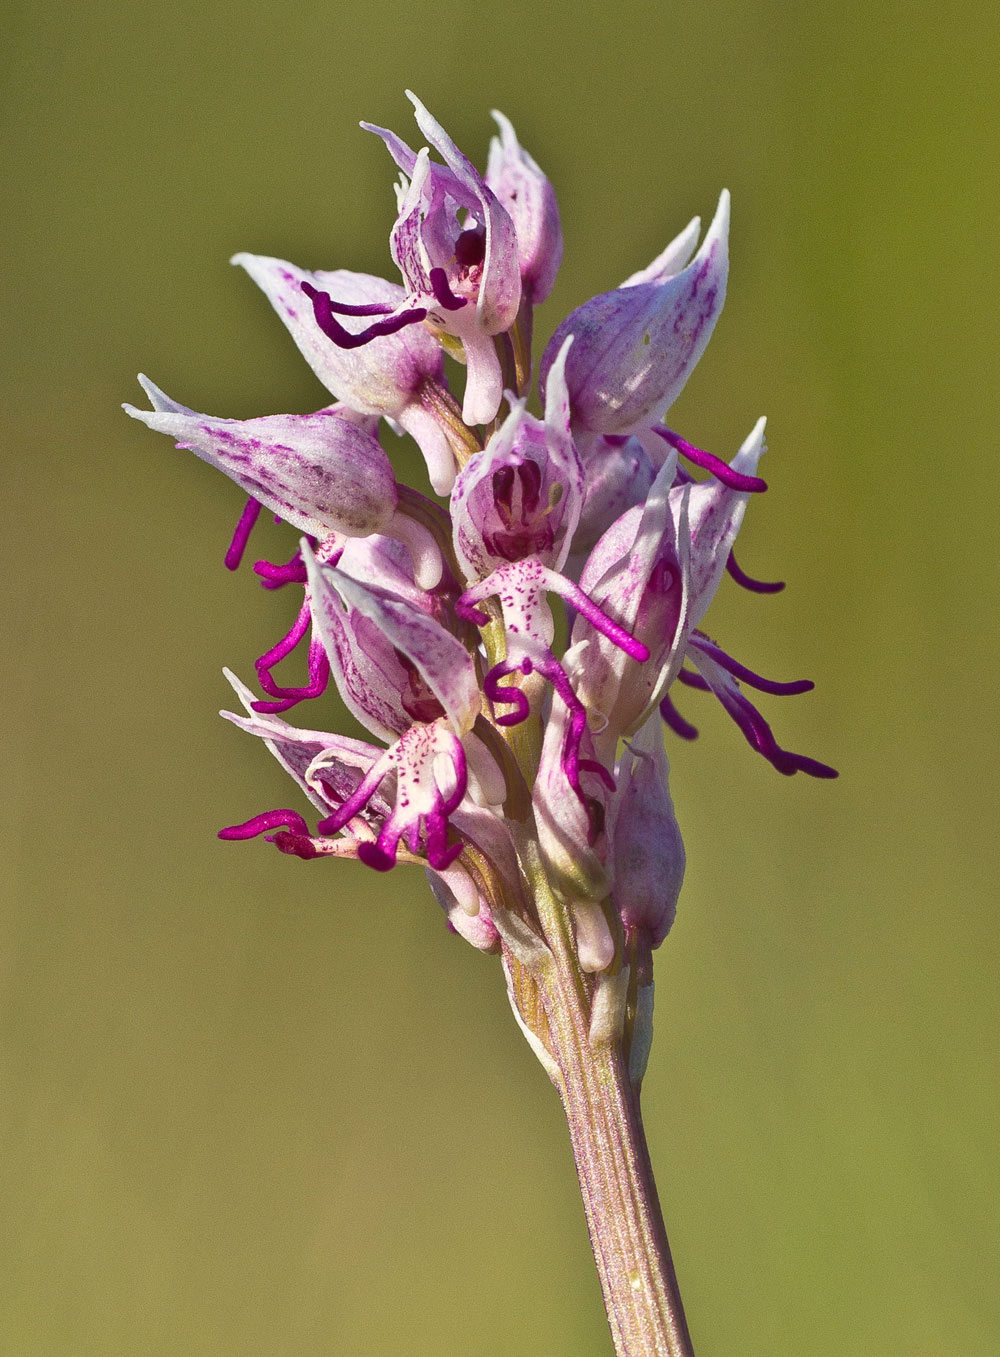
{"left": 126, "top": 92, "right": 835, "bottom": 1357}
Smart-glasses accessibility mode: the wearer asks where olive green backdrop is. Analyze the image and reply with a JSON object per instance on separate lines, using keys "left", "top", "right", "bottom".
{"left": 3, "top": 1, "right": 997, "bottom": 1353}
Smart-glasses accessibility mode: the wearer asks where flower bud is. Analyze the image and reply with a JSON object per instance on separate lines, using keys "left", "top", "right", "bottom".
{"left": 485, "top": 111, "right": 563, "bottom": 303}
{"left": 608, "top": 715, "right": 685, "bottom": 948}
{"left": 532, "top": 646, "right": 612, "bottom": 903}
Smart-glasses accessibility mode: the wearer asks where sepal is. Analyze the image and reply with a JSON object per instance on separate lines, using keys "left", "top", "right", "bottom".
{"left": 125, "top": 378, "right": 397, "bottom": 540}
{"left": 539, "top": 190, "right": 729, "bottom": 435}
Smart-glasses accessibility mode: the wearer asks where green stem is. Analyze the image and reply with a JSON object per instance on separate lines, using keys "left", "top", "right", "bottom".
{"left": 509, "top": 857, "right": 694, "bottom": 1356}
{"left": 547, "top": 974, "right": 694, "bottom": 1356}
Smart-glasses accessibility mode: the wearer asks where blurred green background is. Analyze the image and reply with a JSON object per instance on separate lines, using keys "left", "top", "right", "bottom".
{"left": 3, "top": 0, "right": 997, "bottom": 1352}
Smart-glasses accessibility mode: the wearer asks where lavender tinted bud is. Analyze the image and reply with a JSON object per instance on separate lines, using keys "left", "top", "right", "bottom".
{"left": 485, "top": 111, "right": 564, "bottom": 303}
{"left": 608, "top": 715, "right": 685, "bottom": 949}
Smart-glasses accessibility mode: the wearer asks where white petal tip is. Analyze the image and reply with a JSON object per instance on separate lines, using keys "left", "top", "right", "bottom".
{"left": 221, "top": 667, "right": 258, "bottom": 708}
{"left": 579, "top": 936, "right": 616, "bottom": 974}
{"left": 732, "top": 417, "right": 768, "bottom": 474}
{"left": 573, "top": 900, "right": 616, "bottom": 974}
{"left": 700, "top": 189, "right": 730, "bottom": 253}
{"left": 429, "top": 469, "right": 456, "bottom": 496}
{"left": 490, "top": 108, "right": 515, "bottom": 139}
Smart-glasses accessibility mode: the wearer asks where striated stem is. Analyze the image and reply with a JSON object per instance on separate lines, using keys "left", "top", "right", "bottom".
{"left": 505, "top": 853, "right": 695, "bottom": 1357}
{"left": 543, "top": 965, "right": 694, "bottom": 1357}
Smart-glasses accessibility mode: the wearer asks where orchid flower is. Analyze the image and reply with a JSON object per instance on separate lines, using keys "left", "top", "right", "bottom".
{"left": 125, "top": 97, "right": 836, "bottom": 1357}
{"left": 296, "top": 92, "right": 521, "bottom": 432}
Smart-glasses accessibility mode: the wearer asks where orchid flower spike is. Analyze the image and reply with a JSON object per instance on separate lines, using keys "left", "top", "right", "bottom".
{"left": 126, "top": 99, "right": 844, "bottom": 1357}
{"left": 125, "top": 93, "right": 835, "bottom": 986}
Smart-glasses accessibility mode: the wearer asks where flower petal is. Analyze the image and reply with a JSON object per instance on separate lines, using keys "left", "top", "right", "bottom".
{"left": 608, "top": 713, "right": 685, "bottom": 948}
{"left": 485, "top": 110, "right": 563, "bottom": 303}
{"left": 220, "top": 668, "right": 385, "bottom": 817}
{"left": 125, "top": 378, "right": 397, "bottom": 539}
{"left": 231, "top": 254, "right": 444, "bottom": 415}
{"left": 305, "top": 542, "right": 480, "bottom": 737}
{"left": 540, "top": 190, "right": 730, "bottom": 434}
{"left": 405, "top": 92, "right": 521, "bottom": 335}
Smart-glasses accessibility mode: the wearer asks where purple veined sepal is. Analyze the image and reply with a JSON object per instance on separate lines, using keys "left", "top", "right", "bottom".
{"left": 231, "top": 254, "right": 460, "bottom": 494}
{"left": 123, "top": 378, "right": 399, "bottom": 541}
{"left": 125, "top": 378, "right": 445, "bottom": 589}
{"left": 450, "top": 337, "right": 583, "bottom": 583}
{"left": 361, "top": 92, "right": 521, "bottom": 427}
{"left": 538, "top": 189, "right": 729, "bottom": 437}
{"left": 607, "top": 712, "right": 686, "bottom": 951}
{"left": 304, "top": 537, "right": 482, "bottom": 745}
{"left": 484, "top": 110, "right": 563, "bottom": 305}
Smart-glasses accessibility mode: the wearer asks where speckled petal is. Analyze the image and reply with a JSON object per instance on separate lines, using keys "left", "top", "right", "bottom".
{"left": 305, "top": 543, "right": 480, "bottom": 737}
{"left": 125, "top": 377, "right": 397, "bottom": 539}
{"left": 540, "top": 190, "right": 730, "bottom": 434}
{"left": 231, "top": 254, "right": 444, "bottom": 415}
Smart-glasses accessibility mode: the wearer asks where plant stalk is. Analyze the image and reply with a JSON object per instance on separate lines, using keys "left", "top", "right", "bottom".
{"left": 545, "top": 964, "right": 694, "bottom": 1356}
{"left": 504, "top": 853, "right": 695, "bottom": 1357}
